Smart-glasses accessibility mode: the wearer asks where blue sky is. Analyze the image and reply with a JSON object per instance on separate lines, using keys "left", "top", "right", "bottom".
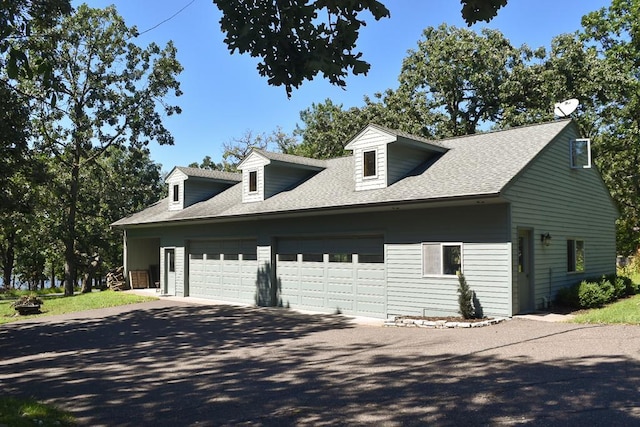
{"left": 76, "top": 0, "right": 610, "bottom": 172}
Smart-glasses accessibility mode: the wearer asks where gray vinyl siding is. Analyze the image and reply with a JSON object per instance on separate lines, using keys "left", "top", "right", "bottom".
{"left": 504, "top": 125, "right": 618, "bottom": 311}
{"left": 385, "top": 204, "right": 511, "bottom": 318}
{"left": 125, "top": 203, "right": 511, "bottom": 318}
{"left": 241, "top": 155, "right": 266, "bottom": 203}
{"left": 184, "top": 181, "right": 232, "bottom": 207}
{"left": 353, "top": 145, "right": 387, "bottom": 191}
{"left": 387, "top": 145, "right": 435, "bottom": 186}
{"left": 264, "top": 166, "right": 314, "bottom": 198}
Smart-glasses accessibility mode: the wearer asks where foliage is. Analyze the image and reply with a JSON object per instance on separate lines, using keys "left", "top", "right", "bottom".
{"left": 457, "top": 273, "right": 475, "bottom": 319}
{"left": 22, "top": 5, "right": 182, "bottom": 296}
{"left": 190, "top": 127, "right": 296, "bottom": 171}
{"left": 211, "top": 0, "right": 509, "bottom": 95}
{"left": 556, "top": 274, "right": 638, "bottom": 309}
{"left": 399, "top": 24, "right": 521, "bottom": 137}
{"left": 571, "top": 294, "right": 640, "bottom": 324}
{"left": 0, "top": 0, "right": 71, "bottom": 87}
{"left": 0, "top": 396, "right": 75, "bottom": 427}
{"left": 580, "top": 0, "right": 640, "bottom": 255}
{"left": 0, "top": 290, "right": 156, "bottom": 325}
{"left": 10, "top": 294, "right": 43, "bottom": 307}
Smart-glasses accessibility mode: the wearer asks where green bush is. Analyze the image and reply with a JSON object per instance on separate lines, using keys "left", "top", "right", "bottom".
{"left": 556, "top": 274, "right": 635, "bottom": 309}
{"left": 577, "top": 280, "right": 609, "bottom": 308}
{"left": 556, "top": 285, "right": 579, "bottom": 308}
{"left": 457, "top": 273, "right": 475, "bottom": 319}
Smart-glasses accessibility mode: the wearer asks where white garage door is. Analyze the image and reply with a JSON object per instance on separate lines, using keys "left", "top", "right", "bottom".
{"left": 189, "top": 239, "right": 258, "bottom": 303}
{"left": 276, "top": 236, "right": 386, "bottom": 318}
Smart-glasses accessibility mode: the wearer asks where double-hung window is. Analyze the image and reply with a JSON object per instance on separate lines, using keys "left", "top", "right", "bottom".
{"left": 567, "top": 239, "right": 585, "bottom": 272}
{"left": 422, "top": 243, "right": 462, "bottom": 276}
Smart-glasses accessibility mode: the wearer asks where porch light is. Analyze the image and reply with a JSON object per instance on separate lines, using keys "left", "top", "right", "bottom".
{"left": 540, "top": 233, "right": 552, "bottom": 247}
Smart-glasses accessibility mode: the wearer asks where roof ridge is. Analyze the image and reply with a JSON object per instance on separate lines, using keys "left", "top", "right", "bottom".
{"left": 252, "top": 148, "right": 327, "bottom": 168}
{"left": 435, "top": 118, "right": 572, "bottom": 144}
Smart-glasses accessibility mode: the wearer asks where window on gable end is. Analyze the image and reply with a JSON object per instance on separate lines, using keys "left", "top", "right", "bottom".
{"left": 172, "top": 184, "right": 179, "bottom": 202}
{"left": 571, "top": 139, "right": 591, "bottom": 168}
{"left": 363, "top": 150, "right": 376, "bottom": 177}
{"left": 249, "top": 170, "right": 257, "bottom": 192}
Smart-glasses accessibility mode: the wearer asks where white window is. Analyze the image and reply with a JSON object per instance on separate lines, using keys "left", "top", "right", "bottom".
{"left": 571, "top": 139, "right": 591, "bottom": 168}
{"left": 172, "top": 184, "right": 179, "bottom": 202}
{"left": 363, "top": 150, "right": 376, "bottom": 177}
{"left": 249, "top": 170, "right": 257, "bottom": 192}
{"left": 567, "top": 239, "right": 585, "bottom": 272}
{"left": 422, "top": 243, "right": 462, "bottom": 276}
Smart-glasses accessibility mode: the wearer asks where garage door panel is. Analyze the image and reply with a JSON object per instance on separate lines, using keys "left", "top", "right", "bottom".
{"left": 300, "top": 295, "right": 324, "bottom": 306}
{"left": 189, "top": 239, "right": 257, "bottom": 302}
{"left": 300, "top": 266, "right": 324, "bottom": 277}
{"left": 327, "top": 297, "right": 354, "bottom": 311}
{"left": 356, "top": 267, "right": 385, "bottom": 280}
{"left": 327, "top": 282, "right": 354, "bottom": 293}
{"left": 327, "top": 268, "right": 353, "bottom": 279}
{"left": 276, "top": 235, "right": 386, "bottom": 318}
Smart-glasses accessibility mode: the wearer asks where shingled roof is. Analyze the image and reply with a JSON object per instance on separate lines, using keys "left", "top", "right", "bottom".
{"left": 112, "top": 119, "right": 573, "bottom": 227}
{"left": 172, "top": 166, "right": 241, "bottom": 182}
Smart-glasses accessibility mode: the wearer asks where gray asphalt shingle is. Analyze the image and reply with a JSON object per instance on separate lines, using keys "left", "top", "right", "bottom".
{"left": 112, "top": 120, "right": 572, "bottom": 227}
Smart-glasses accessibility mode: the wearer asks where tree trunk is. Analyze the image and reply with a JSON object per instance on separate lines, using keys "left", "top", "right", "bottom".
{"left": 1, "top": 231, "right": 16, "bottom": 290}
{"left": 64, "top": 135, "right": 82, "bottom": 297}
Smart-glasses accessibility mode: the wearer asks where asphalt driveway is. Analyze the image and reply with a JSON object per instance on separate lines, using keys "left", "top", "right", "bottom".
{"left": 1, "top": 299, "right": 639, "bottom": 426}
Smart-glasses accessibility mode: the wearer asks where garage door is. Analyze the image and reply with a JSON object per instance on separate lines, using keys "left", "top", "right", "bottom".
{"left": 188, "top": 239, "right": 258, "bottom": 303}
{"left": 276, "top": 236, "right": 386, "bottom": 318}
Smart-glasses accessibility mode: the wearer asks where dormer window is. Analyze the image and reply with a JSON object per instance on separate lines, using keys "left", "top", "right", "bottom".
{"left": 571, "top": 139, "right": 591, "bottom": 168}
{"left": 249, "top": 171, "right": 257, "bottom": 192}
{"left": 363, "top": 150, "right": 376, "bottom": 177}
{"left": 172, "top": 184, "right": 179, "bottom": 202}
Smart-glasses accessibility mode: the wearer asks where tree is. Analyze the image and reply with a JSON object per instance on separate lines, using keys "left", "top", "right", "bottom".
{"left": 581, "top": 0, "right": 640, "bottom": 255}
{"left": 191, "top": 127, "right": 296, "bottom": 171}
{"left": 398, "top": 24, "right": 522, "bottom": 137}
{"left": 0, "top": 0, "right": 71, "bottom": 83}
{"left": 24, "top": 5, "right": 182, "bottom": 296}
{"left": 212, "top": 0, "right": 509, "bottom": 95}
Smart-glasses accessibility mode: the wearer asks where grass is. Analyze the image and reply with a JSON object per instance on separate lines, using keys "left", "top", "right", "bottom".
{"left": 571, "top": 294, "right": 640, "bottom": 325}
{"left": 0, "top": 290, "right": 157, "bottom": 325}
{"left": 0, "top": 396, "right": 75, "bottom": 426}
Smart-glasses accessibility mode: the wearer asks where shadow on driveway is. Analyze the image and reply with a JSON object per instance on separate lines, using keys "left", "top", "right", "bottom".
{"left": 1, "top": 300, "right": 639, "bottom": 426}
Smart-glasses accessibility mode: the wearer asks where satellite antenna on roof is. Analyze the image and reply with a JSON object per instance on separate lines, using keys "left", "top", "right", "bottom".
{"left": 554, "top": 98, "right": 579, "bottom": 117}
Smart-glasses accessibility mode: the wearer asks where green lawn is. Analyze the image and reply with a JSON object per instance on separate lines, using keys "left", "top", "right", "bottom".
{"left": 0, "top": 290, "right": 157, "bottom": 325}
{"left": 0, "top": 396, "right": 75, "bottom": 426}
{"left": 571, "top": 294, "right": 640, "bottom": 325}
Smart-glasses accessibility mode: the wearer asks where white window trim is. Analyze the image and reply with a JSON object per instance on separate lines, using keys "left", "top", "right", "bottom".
{"left": 363, "top": 149, "right": 378, "bottom": 179}
{"left": 422, "top": 242, "right": 463, "bottom": 277}
{"left": 567, "top": 238, "right": 586, "bottom": 273}
{"left": 248, "top": 169, "right": 258, "bottom": 193}
{"left": 171, "top": 183, "right": 180, "bottom": 203}
{"left": 570, "top": 138, "right": 591, "bottom": 169}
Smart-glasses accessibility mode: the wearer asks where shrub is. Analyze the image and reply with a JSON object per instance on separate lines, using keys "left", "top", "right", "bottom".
{"left": 577, "top": 280, "right": 609, "bottom": 308}
{"left": 457, "top": 273, "right": 475, "bottom": 319}
{"left": 556, "top": 285, "right": 579, "bottom": 308}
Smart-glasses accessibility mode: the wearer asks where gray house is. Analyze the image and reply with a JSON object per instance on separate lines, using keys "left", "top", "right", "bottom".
{"left": 113, "top": 119, "right": 618, "bottom": 318}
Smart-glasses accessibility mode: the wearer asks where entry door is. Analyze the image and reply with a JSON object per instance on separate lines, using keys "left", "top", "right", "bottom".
{"left": 164, "top": 248, "right": 176, "bottom": 295}
{"left": 517, "top": 230, "right": 533, "bottom": 313}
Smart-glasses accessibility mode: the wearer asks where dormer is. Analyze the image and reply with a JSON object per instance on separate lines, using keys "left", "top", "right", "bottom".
{"left": 345, "top": 124, "right": 449, "bottom": 191}
{"left": 165, "top": 167, "right": 241, "bottom": 211}
{"left": 237, "top": 149, "right": 326, "bottom": 203}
